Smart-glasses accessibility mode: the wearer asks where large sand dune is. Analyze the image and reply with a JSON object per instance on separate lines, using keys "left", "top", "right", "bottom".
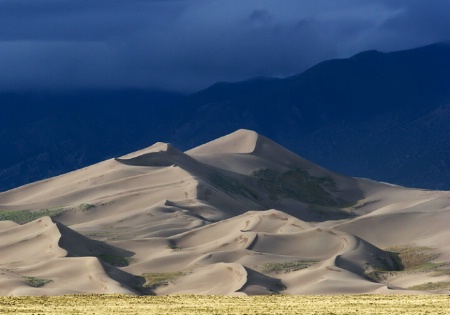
{"left": 0, "top": 217, "right": 142, "bottom": 295}
{"left": 0, "top": 129, "right": 449, "bottom": 295}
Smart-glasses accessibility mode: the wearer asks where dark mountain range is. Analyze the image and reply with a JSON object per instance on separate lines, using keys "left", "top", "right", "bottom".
{"left": 167, "top": 41, "right": 450, "bottom": 189}
{"left": 1, "top": 41, "right": 450, "bottom": 192}
{"left": 0, "top": 89, "right": 183, "bottom": 191}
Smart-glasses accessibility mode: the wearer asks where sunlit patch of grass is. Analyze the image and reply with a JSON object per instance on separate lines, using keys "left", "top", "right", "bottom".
{"left": 261, "top": 260, "right": 317, "bottom": 274}
{"left": 342, "top": 199, "right": 380, "bottom": 213}
{"left": 141, "top": 272, "right": 185, "bottom": 288}
{"left": 365, "top": 246, "right": 450, "bottom": 283}
{"left": 78, "top": 203, "right": 97, "bottom": 211}
{"left": 408, "top": 281, "right": 450, "bottom": 290}
{"left": 166, "top": 245, "right": 182, "bottom": 251}
{"left": 431, "top": 267, "right": 450, "bottom": 277}
{"left": 166, "top": 240, "right": 182, "bottom": 251}
{"left": 23, "top": 276, "right": 53, "bottom": 288}
{"left": 0, "top": 208, "right": 65, "bottom": 224}
{"left": 387, "top": 246, "right": 440, "bottom": 270}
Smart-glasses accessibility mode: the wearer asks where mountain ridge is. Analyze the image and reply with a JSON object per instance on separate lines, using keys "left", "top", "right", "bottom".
{"left": 2, "top": 41, "right": 450, "bottom": 191}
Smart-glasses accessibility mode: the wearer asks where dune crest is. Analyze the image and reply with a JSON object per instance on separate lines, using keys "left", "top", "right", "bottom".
{"left": 116, "top": 142, "right": 201, "bottom": 169}
{"left": 187, "top": 129, "right": 260, "bottom": 154}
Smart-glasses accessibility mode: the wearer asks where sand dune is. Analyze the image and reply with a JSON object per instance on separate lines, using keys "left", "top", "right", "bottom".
{"left": 0, "top": 217, "right": 142, "bottom": 295}
{"left": 155, "top": 263, "right": 247, "bottom": 295}
{"left": 1, "top": 129, "right": 449, "bottom": 295}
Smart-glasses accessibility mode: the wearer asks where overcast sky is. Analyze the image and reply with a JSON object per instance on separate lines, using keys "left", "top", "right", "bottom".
{"left": 1, "top": 0, "right": 449, "bottom": 93}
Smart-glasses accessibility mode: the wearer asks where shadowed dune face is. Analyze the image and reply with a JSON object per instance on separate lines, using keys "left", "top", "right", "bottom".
{"left": 0, "top": 129, "right": 450, "bottom": 295}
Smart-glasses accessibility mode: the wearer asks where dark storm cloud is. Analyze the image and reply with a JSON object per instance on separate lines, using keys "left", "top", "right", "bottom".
{"left": 0, "top": 0, "right": 449, "bottom": 92}
{"left": 375, "top": 0, "right": 450, "bottom": 49}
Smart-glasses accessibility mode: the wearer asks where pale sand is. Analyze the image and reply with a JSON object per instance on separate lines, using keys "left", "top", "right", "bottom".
{"left": 0, "top": 129, "right": 449, "bottom": 295}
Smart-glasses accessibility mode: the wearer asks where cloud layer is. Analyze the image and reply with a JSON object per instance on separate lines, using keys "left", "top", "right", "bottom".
{"left": 1, "top": 0, "right": 449, "bottom": 92}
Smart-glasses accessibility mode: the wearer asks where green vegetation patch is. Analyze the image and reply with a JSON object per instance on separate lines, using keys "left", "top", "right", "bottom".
{"left": 141, "top": 272, "right": 185, "bottom": 288}
{"left": 24, "top": 276, "right": 53, "bottom": 288}
{"left": 97, "top": 254, "right": 134, "bottom": 267}
{"left": 387, "top": 246, "right": 440, "bottom": 270}
{"left": 365, "top": 268, "right": 396, "bottom": 282}
{"left": 166, "top": 245, "right": 182, "bottom": 251}
{"left": 431, "top": 268, "right": 450, "bottom": 277}
{"left": 408, "top": 281, "right": 450, "bottom": 291}
{"left": 251, "top": 168, "right": 339, "bottom": 206}
{"left": 79, "top": 203, "right": 97, "bottom": 211}
{"left": 166, "top": 240, "right": 182, "bottom": 251}
{"left": 342, "top": 199, "right": 380, "bottom": 213}
{"left": 261, "top": 260, "right": 317, "bottom": 274}
{"left": 0, "top": 208, "right": 65, "bottom": 224}
{"left": 209, "top": 173, "right": 258, "bottom": 199}
{"left": 365, "top": 246, "right": 449, "bottom": 283}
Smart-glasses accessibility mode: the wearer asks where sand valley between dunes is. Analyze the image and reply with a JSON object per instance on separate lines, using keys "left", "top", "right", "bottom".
{"left": 1, "top": 129, "right": 450, "bottom": 296}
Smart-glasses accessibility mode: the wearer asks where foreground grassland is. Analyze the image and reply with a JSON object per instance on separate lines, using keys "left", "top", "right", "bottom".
{"left": 0, "top": 295, "right": 449, "bottom": 315}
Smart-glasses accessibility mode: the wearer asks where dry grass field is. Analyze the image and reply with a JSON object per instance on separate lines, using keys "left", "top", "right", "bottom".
{"left": 0, "top": 295, "right": 449, "bottom": 315}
